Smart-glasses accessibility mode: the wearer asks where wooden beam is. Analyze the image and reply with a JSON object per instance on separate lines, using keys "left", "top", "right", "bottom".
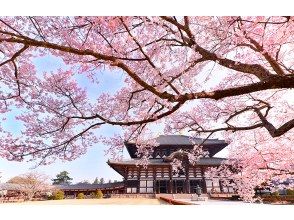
{"left": 201, "top": 166, "right": 207, "bottom": 193}
{"left": 137, "top": 166, "right": 141, "bottom": 193}
{"left": 185, "top": 161, "right": 190, "bottom": 193}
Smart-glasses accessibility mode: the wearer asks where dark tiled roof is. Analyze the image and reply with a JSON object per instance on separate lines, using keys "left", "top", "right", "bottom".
{"left": 108, "top": 157, "right": 226, "bottom": 166}
{"left": 153, "top": 135, "right": 227, "bottom": 146}
{"left": 125, "top": 135, "right": 228, "bottom": 158}
{"left": 56, "top": 182, "right": 124, "bottom": 191}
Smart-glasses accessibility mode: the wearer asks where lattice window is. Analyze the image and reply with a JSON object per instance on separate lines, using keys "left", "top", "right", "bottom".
{"left": 139, "top": 180, "right": 153, "bottom": 193}
{"left": 127, "top": 187, "right": 137, "bottom": 194}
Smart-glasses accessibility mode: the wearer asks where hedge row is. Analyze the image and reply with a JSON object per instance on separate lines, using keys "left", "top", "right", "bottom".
{"left": 261, "top": 195, "right": 294, "bottom": 203}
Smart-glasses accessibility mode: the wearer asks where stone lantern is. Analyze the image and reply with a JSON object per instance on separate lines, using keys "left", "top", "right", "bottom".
{"left": 195, "top": 185, "right": 202, "bottom": 197}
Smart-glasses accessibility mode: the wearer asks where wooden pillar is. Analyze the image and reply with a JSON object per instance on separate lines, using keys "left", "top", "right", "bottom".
{"left": 125, "top": 166, "right": 128, "bottom": 194}
{"left": 169, "top": 165, "right": 174, "bottom": 194}
{"left": 201, "top": 166, "right": 207, "bottom": 193}
{"left": 219, "top": 180, "right": 224, "bottom": 193}
{"left": 169, "top": 166, "right": 173, "bottom": 194}
{"left": 153, "top": 167, "right": 157, "bottom": 194}
{"left": 137, "top": 166, "right": 141, "bottom": 194}
{"left": 185, "top": 163, "right": 190, "bottom": 194}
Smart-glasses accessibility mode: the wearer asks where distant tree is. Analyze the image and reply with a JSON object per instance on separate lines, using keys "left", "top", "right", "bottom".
{"left": 52, "top": 190, "right": 64, "bottom": 200}
{"left": 7, "top": 172, "right": 50, "bottom": 200}
{"left": 93, "top": 177, "right": 99, "bottom": 184}
{"left": 52, "top": 171, "right": 73, "bottom": 185}
{"left": 108, "top": 179, "right": 112, "bottom": 183}
{"left": 96, "top": 190, "right": 103, "bottom": 199}
{"left": 99, "top": 178, "right": 105, "bottom": 184}
{"left": 90, "top": 190, "right": 103, "bottom": 199}
{"left": 77, "top": 192, "right": 85, "bottom": 199}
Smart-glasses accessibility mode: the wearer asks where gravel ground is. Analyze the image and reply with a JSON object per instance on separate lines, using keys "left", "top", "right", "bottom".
{"left": 3, "top": 198, "right": 168, "bottom": 205}
{"left": 176, "top": 199, "right": 271, "bottom": 205}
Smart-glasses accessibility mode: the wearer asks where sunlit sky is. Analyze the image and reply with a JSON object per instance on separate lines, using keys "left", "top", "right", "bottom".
{"left": 0, "top": 50, "right": 228, "bottom": 184}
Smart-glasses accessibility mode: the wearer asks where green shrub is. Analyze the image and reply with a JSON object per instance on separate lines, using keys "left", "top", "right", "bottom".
{"left": 53, "top": 190, "right": 64, "bottom": 200}
{"left": 272, "top": 191, "right": 279, "bottom": 196}
{"left": 77, "top": 193, "right": 85, "bottom": 199}
{"left": 286, "top": 189, "right": 294, "bottom": 195}
{"left": 96, "top": 190, "right": 103, "bottom": 199}
{"left": 89, "top": 190, "right": 103, "bottom": 199}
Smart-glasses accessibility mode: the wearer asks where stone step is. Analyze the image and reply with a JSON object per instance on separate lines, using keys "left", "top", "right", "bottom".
{"left": 191, "top": 194, "right": 208, "bottom": 201}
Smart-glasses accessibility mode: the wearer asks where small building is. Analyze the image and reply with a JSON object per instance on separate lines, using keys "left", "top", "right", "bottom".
{"left": 56, "top": 182, "right": 125, "bottom": 198}
{"left": 108, "top": 135, "right": 234, "bottom": 194}
{"left": 0, "top": 183, "right": 52, "bottom": 201}
{"left": 0, "top": 183, "right": 23, "bottom": 197}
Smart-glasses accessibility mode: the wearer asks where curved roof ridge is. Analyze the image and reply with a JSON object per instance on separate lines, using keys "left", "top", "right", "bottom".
{"left": 125, "top": 134, "right": 228, "bottom": 158}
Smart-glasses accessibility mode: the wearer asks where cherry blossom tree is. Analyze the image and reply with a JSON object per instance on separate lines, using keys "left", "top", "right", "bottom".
{"left": 0, "top": 16, "right": 293, "bottom": 200}
{"left": 7, "top": 172, "right": 50, "bottom": 200}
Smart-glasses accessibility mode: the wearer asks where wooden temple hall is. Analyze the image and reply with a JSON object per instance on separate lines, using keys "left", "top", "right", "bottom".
{"left": 58, "top": 182, "right": 125, "bottom": 198}
{"left": 108, "top": 135, "right": 235, "bottom": 195}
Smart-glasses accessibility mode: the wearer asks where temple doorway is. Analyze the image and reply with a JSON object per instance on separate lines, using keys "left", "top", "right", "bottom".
{"left": 155, "top": 180, "right": 168, "bottom": 193}
{"left": 190, "top": 180, "right": 203, "bottom": 194}
{"left": 173, "top": 180, "right": 185, "bottom": 193}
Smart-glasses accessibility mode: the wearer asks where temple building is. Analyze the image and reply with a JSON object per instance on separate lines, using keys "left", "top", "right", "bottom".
{"left": 0, "top": 135, "right": 235, "bottom": 201}
{"left": 58, "top": 182, "right": 125, "bottom": 198}
{"left": 108, "top": 135, "right": 234, "bottom": 195}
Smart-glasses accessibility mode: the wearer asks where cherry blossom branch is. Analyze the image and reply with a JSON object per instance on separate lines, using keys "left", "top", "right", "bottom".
{"left": 0, "top": 17, "right": 293, "bottom": 169}
{"left": 1, "top": 25, "right": 293, "bottom": 106}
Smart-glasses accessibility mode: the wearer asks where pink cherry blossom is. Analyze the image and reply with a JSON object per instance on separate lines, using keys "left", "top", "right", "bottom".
{"left": 0, "top": 16, "right": 293, "bottom": 200}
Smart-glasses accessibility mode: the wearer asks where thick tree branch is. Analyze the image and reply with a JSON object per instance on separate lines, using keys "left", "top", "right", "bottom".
{"left": 254, "top": 108, "right": 294, "bottom": 137}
